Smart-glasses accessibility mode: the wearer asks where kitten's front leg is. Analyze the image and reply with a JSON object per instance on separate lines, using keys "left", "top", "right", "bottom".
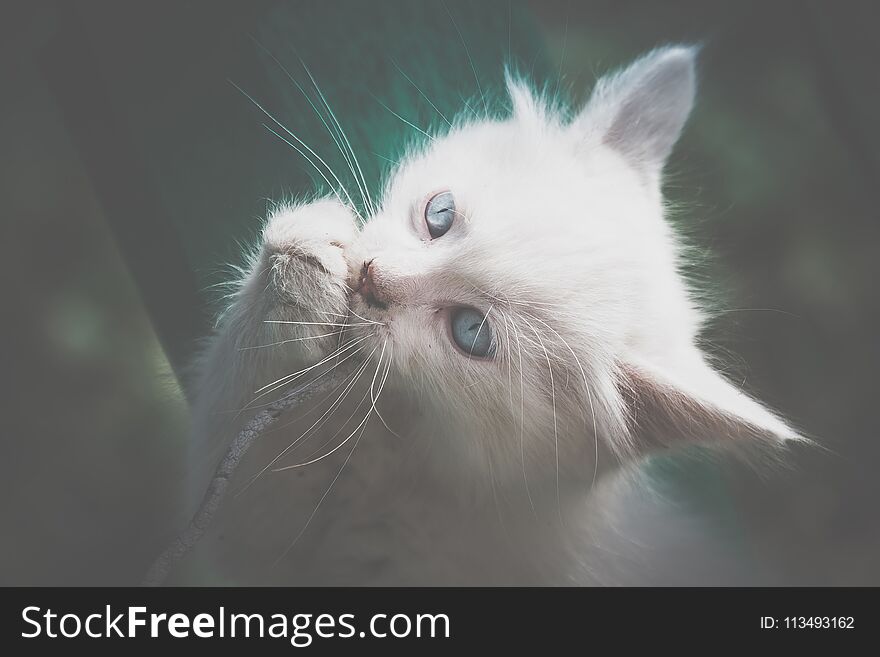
{"left": 250, "top": 198, "right": 359, "bottom": 363}
{"left": 191, "top": 199, "right": 360, "bottom": 458}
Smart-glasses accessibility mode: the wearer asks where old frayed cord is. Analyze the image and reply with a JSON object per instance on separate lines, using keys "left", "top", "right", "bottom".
{"left": 141, "top": 373, "right": 345, "bottom": 586}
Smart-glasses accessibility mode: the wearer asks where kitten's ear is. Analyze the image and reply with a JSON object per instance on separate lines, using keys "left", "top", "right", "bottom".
{"left": 572, "top": 45, "right": 698, "bottom": 175}
{"left": 618, "top": 357, "right": 802, "bottom": 454}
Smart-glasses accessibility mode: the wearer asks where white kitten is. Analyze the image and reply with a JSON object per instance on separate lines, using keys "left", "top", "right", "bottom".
{"left": 186, "top": 46, "right": 800, "bottom": 585}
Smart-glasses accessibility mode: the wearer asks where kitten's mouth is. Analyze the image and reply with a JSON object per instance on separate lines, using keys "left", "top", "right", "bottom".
{"left": 358, "top": 289, "right": 387, "bottom": 310}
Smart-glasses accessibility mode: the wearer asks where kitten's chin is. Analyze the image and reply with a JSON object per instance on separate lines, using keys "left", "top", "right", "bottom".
{"left": 341, "top": 299, "right": 394, "bottom": 366}
{"left": 348, "top": 294, "right": 389, "bottom": 322}
{"left": 346, "top": 297, "right": 394, "bottom": 346}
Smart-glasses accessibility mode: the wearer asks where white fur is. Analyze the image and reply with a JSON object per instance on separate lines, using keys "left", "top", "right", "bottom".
{"left": 185, "top": 46, "right": 799, "bottom": 584}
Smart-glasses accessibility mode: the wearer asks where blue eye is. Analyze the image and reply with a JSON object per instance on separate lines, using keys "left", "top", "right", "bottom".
{"left": 450, "top": 307, "right": 493, "bottom": 358}
{"left": 425, "top": 191, "right": 455, "bottom": 238}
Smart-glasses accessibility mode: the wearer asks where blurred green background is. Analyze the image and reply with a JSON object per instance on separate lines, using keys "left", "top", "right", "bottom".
{"left": 2, "top": 0, "right": 878, "bottom": 585}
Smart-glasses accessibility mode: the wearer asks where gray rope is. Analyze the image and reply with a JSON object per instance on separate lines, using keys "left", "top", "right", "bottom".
{"left": 141, "top": 373, "right": 344, "bottom": 586}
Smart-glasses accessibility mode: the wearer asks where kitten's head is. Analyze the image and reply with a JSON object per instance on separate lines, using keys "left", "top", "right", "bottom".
{"left": 347, "top": 46, "right": 800, "bottom": 479}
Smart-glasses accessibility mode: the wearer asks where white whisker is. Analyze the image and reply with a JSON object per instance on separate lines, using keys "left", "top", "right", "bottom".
{"left": 442, "top": 0, "right": 487, "bottom": 115}
{"left": 370, "top": 93, "right": 435, "bottom": 141}
{"left": 274, "top": 407, "right": 372, "bottom": 565}
{"left": 239, "top": 349, "right": 376, "bottom": 493}
{"left": 370, "top": 340, "right": 399, "bottom": 437}
{"left": 230, "top": 80, "right": 362, "bottom": 219}
{"left": 507, "top": 313, "right": 535, "bottom": 514}
{"left": 263, "top": 320, "right": 377, "bottom": 327}
{"left": 522, "top": 317, "right": 561, "bottom": 523}
{"left": 248, "top": 36, "right": 375, "bottom": 218}
{"left": 391, "top": 59, "right": 453, "bottom": 128}
{"left": 273, "top": 340, "right": 387, "bottom": 471}
{"left": 253, "top": 336, "right": 369, "bottom": 395}
{"left": 530, "top": 314, "right": 601, "bottom": 490}
{"left": 296, "top": 56, "right": 378, "bottom": 217}
{"left": 238, "top": 330, "right": 349, "bottom": 351}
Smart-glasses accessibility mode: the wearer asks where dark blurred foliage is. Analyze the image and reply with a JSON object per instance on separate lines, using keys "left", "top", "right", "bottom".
{"left": 1, "top": 0, "right": 877, "bottom": 584}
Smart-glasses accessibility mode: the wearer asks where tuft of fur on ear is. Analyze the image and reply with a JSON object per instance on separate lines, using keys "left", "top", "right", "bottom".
{"left": 573, "top": 45, "right": 698, "bottom": 175}
{"left": 616, "top": 357, "right": 802, "bottom": 456}
{"left": 504, "top": 69, "right": 548, "bottom": 124}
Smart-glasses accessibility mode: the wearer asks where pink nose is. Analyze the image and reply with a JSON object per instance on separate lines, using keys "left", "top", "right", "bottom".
{"left": 355, "top": 259, "right": 387, "bottom": 308}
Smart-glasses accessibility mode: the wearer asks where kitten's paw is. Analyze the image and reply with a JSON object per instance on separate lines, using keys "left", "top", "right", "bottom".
{"left": 263, "top": 199, "right": 357, "bottom": 277}
{"left": 260, "top": 199, "right": 358, "bottom": 311}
